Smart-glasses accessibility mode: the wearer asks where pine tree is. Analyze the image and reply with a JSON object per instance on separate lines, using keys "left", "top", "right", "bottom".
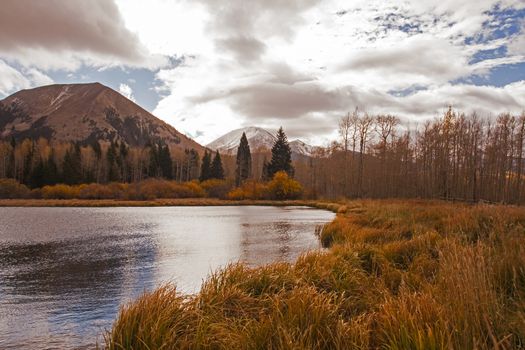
{"left": 159, "top": 144, "right": 173, "bottom": 179}
{"left": 199, "top": 150, "right": 212, "bottom": 182}
{"left": 235, "top": 132, "right": 252, "bottom": 186}
{"left": 30, "top": 157, "right": 46, "bottom": 188}
{"left": 107, "top": 141, "right": 120, "bottom": 182}
{"left": 210, "top": 150, "right": 224, "bottom": 180}
{"left": 119, "top": 141, "right": 129, "bottom": 181}
{"left": 44, "top": 151, "right": 58, "bottom": 185}
{"left": 267, "top": 127, "right": 294, "bottom": 178}
{"left": 147, "top": 143, "right": 159, "bottom": 178}
{"left": 62, "top": 143, "right": 82, "bottom": 184}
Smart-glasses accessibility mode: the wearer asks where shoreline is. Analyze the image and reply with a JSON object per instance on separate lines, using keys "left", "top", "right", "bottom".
{"left": 0, "top": 198, "right": 341, "bottom": 210}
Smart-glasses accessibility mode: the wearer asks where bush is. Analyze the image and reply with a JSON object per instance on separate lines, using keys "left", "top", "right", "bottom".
{"left": 181, "top": 181, "right": 206, "bottom": 198}
{"left": 267, "top": 171, "right": 303, "bottom": 200}
{"left": 200, "top": 179, "right": 233, "bottom": 199}
{"left": 0, "top": 178, "right": 30, "bottom": 199}
{"left": 227, "top": 180, "right": 269, "bottom": 200}
{"left": 78, "top": 183, "right": 117, "bottom": 199}
{"left": 123, "top": 179, "right": 205, "bottom": 200}
{"left": 41, "top": 184, "right": 80, "bottom": 199}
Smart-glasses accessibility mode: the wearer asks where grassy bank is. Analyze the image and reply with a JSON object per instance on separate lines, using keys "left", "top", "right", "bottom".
{"left": 104, "top": 200, "right": 525, "bottom": 349}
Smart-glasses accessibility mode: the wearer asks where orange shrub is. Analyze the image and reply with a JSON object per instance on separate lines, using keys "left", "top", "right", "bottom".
{"left": 267, "top": 171, "right": 303, "bottom": 200}
{"left": 78, "top": 183, "right": 115, "bottom": 199}
{"left": 0, "top": 178, "right": 30, "bottom": 199}
{"left": 181, "top": 181, "right": 206, "bottom": 198}
{"left": 125, "top": 179, "right": 205, "bottom": 200}
{"left": 227, "top": 180, "right": 269, "bottom": 200}
{"left": 200, "top": 179, "right": 233, "bottom": 199}
{"left": 41, "top": 184, "right": 80, "bottom": 199}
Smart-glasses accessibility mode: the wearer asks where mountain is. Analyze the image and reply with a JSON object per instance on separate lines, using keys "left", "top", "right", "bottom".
{"left": 0, "top": 83, "right": 203, "bottom": 150}
{"left": 206, "top": 126, "right": 314, "bottom": 157}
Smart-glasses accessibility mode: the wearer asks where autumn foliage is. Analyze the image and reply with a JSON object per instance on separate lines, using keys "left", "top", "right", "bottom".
{"left": 227, "top": 171, "right": 303, "bottom": 200}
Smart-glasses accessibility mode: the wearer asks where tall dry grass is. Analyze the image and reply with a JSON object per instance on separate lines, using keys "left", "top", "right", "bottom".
{"left": 105, "top": 200, "right": 525, "bottom": 349}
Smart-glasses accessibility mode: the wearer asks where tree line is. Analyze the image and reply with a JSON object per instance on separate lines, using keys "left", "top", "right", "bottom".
{"left": 293, "top": 107, "right": 525, "bottom": 204}
{"left": 0, "top": 125, "right": 295, "bottom": 192}
{"left": 0, "top": 138, "right": 202, "bottom": 187}
{"left": 2, "top": 107, "right": 524, "bottom": 204}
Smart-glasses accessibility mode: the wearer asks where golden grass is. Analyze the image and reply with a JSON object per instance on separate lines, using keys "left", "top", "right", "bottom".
{"left": 105, "top": 200, "right": 525, "bottom": 349}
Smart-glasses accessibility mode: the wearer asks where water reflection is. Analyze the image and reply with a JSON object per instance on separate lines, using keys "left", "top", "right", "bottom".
{"left": 0, "top": 206, "right": 334, "bottom": 349}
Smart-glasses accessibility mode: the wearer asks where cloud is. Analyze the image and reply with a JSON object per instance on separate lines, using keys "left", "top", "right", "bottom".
{"left": 0, "top": 0, "right": 167, "bottom": 70}
{"left": 148, "top": 0, "right": 525, "bottom": 145}
{"left": 0, "top": 60, "right": 53, "bottom": 96}
{"left": 340, "top": 35, "right": 470, "bottom": 86}
{"left": 0, "top": 61, "right": 29, "bottom": 96}
{"left": 3, "top": 0, "right": 522, "bottom": 145}
{"left": 215, "top": 36, "right": 267, "bottom": 63}
{"left": 197, "top": 0, "right": 321, "bottom": 41}
{"left": 507, "top": 19, "right": 525, "bottom": 56}
{"left": 118, "top": 83, "right": 135, "bottom": 102}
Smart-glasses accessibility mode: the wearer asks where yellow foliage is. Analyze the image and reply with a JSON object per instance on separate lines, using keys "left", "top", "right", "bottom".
{"left": 200, "top": 179, "right": 233, "bottom": 199}
{"left": 41, "top": 184, "right": 80, "bottom": 199}
{"left": 267, "top": 171, "right": 303, "bottom": 200}
{"left": 227, "top": 180, "right": 269, "bottom": 200}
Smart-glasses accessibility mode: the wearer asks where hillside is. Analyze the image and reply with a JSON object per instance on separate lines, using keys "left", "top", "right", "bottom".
{"left": 0, "top": 83, "right": 203, "bottom": 150}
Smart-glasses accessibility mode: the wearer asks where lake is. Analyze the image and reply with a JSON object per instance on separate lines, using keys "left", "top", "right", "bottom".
{"left": 0, "top": 206, "right": 334, "bottom": 349}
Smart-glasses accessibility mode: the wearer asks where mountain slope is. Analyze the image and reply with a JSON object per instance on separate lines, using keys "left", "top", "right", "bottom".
{"left": 206, "top": 126, "right": 313, "bottom": 157}
{"left": 0, "top": 83, "right": 203, "bottom": 150}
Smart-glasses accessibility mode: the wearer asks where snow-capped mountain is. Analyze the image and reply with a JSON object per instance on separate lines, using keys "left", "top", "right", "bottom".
{"left": 289, "top": 139, "right": 314, "bottom": 156}
{"left": 206, "top": 126, "right": 313, "bottom": 157}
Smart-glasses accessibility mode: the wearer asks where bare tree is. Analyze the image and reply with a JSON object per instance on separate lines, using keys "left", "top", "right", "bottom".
{"left": 357, "top": 112, "right": 374, "bottom": 197}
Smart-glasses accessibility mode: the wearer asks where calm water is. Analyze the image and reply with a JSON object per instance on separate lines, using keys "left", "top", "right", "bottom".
{"left": 0, "top": 206, "right": 334, "bottom": 349}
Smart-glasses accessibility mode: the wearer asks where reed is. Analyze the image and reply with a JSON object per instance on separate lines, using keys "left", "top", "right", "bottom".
{"left": 105, "top": 200, "right": 525, "bottom": 349}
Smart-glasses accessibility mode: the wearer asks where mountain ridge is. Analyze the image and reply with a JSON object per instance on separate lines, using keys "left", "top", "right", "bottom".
{"left": 0, "top": 83, "right": 204, "bottom": 151}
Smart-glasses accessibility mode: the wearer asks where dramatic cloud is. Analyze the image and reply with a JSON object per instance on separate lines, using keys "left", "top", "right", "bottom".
{"left": 215, "top": 36, "right": 267, "bottom": 63}
{"left": 1, "top": 0, "right": 524, "bottom": 145}
{"left": 340, "top": 35, "right": 470, "bottom": 87}
{"left": 196, "top": 0, "right": 321, "bottom": 40}
{"left": 0, "top": 0, "right": 166, "bottom": 70}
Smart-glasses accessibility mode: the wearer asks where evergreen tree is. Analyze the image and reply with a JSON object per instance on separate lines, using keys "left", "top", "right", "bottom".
{"left": 31, "top": 153, "right": 58, "bottom": 188}
{"left": 62, "top": 143, "right": 82, "bottom": 184}
{"left": 199, "top": 150, "right": 212, "bottom": 181}
{"left": 22, "top": 140, "right": 35, "bottom": 185}
{"left": 8, "top": 137, "right": 15, "bottom": 178}
{"left": 147, "top": 143, "right": 160, "bottom": 178}
{"left": 107, "top": 141, "right": 120, "bottom": 182}
{"left": 119, "top": 141, "right": 129, "bottom": 181}
{"left": 30, "top": 157, "right": 46, "bottom": 188}
{"left": 267, "top": 127, "right": 294, "bottom": 178}
{"left": 45, "top": 151, "right": 58, "bottom": 185}
{"left": 159, "top": 144, "right": 173, "bottom": 179}
{"left": 90, "top": 141, "right": 102, "bottom": 183}
{"left": 210, "top": 150, "right": 224, "bottom": 180}
{"left": 235, "top": 132, "right": 252, "bottom": 186}
{"left": 92, "top": 140, "right": 102, "bottom": 159}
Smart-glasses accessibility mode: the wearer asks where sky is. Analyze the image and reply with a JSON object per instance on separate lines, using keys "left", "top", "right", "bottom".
{"left": 0, "top": 0, "right": 524, "bottom": 146}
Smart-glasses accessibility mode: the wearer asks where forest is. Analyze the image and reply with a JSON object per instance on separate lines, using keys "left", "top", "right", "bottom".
{"left": 1, "top": 107, "right": 525, "bottom": 203}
